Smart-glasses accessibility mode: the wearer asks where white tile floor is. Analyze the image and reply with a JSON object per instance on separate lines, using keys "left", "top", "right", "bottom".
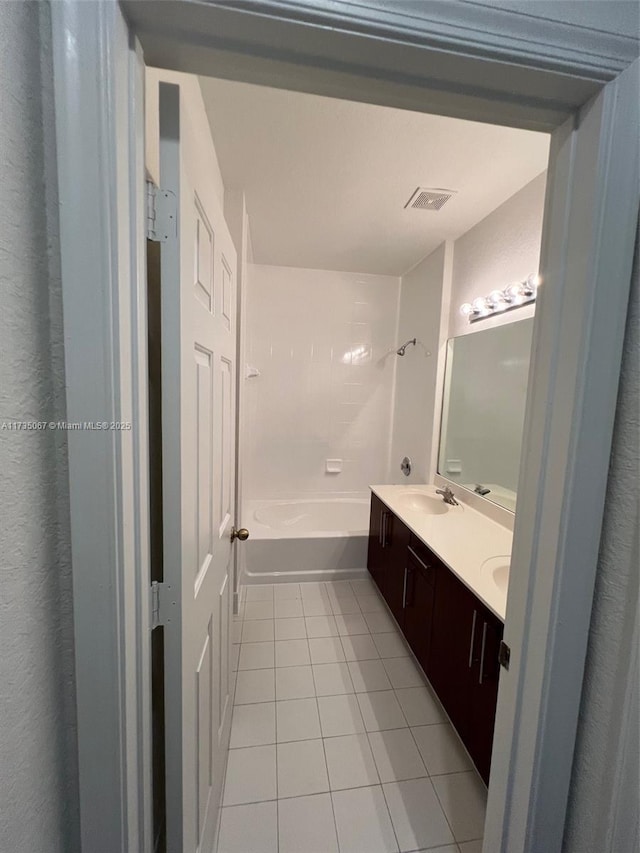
{"left": 219, "top": 579, "right": 486, "bottom": 853}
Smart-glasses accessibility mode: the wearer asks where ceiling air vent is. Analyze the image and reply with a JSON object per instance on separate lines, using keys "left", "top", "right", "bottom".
{"left": 404, "top": 187, "right": 455, "bottom": 211}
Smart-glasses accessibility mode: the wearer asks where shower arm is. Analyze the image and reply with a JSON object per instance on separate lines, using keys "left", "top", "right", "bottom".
{"left": 396, "top": 338, "right": 417, "bottom": 356}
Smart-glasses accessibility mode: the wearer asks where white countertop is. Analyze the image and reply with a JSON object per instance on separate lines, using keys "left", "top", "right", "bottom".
{"left": 370, "top": 484, "right": 512, "bottom": 621}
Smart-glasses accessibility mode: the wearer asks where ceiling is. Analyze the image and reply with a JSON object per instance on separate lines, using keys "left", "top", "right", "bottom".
{"left": 200, "top": 77, "right": 550, "bottom": 276}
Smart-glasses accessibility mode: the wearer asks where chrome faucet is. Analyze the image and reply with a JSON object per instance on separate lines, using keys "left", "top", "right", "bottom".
{"left": 436, "top": 486, "right": 459, "bottom": 506}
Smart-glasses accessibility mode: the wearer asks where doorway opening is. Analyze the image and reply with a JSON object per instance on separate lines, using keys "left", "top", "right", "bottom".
{"left": 145, "top": 64, "right": 551, "bottom": 852}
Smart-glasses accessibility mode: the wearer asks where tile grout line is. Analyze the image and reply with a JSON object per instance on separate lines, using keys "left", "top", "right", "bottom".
{"left": 429, "top": 773, "right": 461, "bottom": 849}
{"left": 227, "top": 735, "right": 481, "bottom": 781}
{"left": 405, "top": 714, "right": 433, "bottom": 780}
{"left": 273, "top": 642, "right": 280, "bottom": 853}
{"left": 378, "top": 780, "right": 403, "bottom": 853}
{"left": 317, "top": 691, "right": 342, "bottom": 852}
{"left": 219, "top": 775, "right": 486, "bottom": 812}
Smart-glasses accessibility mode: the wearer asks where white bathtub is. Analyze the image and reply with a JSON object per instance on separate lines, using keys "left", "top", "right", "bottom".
{"left": 241, "top": 498, "right": 370, "bottom": 585}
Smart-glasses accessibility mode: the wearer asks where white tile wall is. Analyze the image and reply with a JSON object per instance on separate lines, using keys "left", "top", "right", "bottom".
{"left": 243, "top": 264, "right": 400, "bottom": 499}
{"left": 241, "top": 179, "right": 545, "bottom": 508}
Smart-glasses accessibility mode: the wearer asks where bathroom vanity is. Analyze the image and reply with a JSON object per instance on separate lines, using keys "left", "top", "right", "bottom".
{"left": 367, "top": 485, "right": 512, "bottom": 784}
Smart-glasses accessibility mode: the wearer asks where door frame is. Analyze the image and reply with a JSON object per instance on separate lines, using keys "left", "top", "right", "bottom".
{"left": 51, "top": 3, "right": 151, "bottom": 851}
{"left": 50, "top": 2, "right": 639, "bottom": 852}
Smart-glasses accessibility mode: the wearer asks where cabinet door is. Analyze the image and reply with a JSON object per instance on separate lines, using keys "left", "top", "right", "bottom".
{"left": 383, "top": 512, "right": 411, "bottom": 627}
{"left": 427, "top": 564, "right": 478, "bottom": 743}
{"left": 403, "top": 543, "right": 436, "bottom": 672}
{"left": 367, "top": 494, "right": 386, "bottom": 594}
{"left": 468, "top": 607, "right": 503, "bottom": 784}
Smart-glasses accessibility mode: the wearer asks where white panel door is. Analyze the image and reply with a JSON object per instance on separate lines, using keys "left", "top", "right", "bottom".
{"left": 158, "top": 81, "right": 237, "bottom": 853}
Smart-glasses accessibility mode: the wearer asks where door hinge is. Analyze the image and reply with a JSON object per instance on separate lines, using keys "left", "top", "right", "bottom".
{"left": 499, "top": 640, "right": 511, "bottom": 671}
{"left": 146, "top": 181, "right": 177, "bottom": 242}
{"left": 150, "top": 580, "right": 164, "bottom": 629}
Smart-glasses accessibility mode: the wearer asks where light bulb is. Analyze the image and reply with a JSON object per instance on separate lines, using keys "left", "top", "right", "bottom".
{"left": 523, "top": 273, "right": 540, "bottom": 296}
{"left": 488, "top": 290, "right": 507, "bottom": 310}
{"left": 460, "top": 302, "right": 474, "bottom": 317}
{"left": 505, "top": 282, "right": 524, "bottom": 304}
{"left": 473, "top": 297, "right": 489, "bottom": 315}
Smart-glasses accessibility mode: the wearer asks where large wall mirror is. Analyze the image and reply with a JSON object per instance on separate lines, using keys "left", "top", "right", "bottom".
{"left": 438, "top": 318, "right": 534, "bottom": 512}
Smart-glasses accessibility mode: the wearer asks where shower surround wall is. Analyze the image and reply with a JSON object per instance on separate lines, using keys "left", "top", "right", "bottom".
{"left": 243, "top": 264, "right": 400, "bottom": 500}
{"left": 390, "top": 243, "right": 451, "bottom": 485}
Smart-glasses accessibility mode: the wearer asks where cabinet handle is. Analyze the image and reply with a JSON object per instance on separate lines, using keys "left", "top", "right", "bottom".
{"left": 382, "top": 512, "right": 390, "bottom": 548}
{"left": 468, "top": 610, "right": 478, "bottom": 668}
{"left": 379, "top": 511, "right": 386, "bottom": 547}
{"left": 479, "top": 621, "right": 488, "bottom": 684}
{"left": 407, "top": 546, "right": 431, "bottom": 573}
{"left": 402, "top": 566, "right": 408, "bottom": 608}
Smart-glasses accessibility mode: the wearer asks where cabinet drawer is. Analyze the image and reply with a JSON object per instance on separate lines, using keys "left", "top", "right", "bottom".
{"left": 408, "top": 535, "right": 439, "bottom": 585}
{"left": 403, "top": 547, "right": 436, "bottom": 672}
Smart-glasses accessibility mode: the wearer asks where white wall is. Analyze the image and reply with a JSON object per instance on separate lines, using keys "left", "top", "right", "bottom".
{"left": 448, "top": 172, "right": 547, "bottom": 338}
{"left": 390, "top": 174, "right": 546, "bottom": 491}
{"left": 243, "top": 264, "right": 400, "bottom": 499}
{"left": 0, "top": 3, "right": 80, "bottom": 851}
{"left": 390, "top": 244, "right": 448, "bottom": 484}
{"left": 423, "top": 173, "right": 547, "bottom": 498}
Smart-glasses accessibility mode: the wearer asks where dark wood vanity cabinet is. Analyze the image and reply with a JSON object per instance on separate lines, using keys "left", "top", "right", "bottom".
{"left": 467, "top": 608, "right": 503, "bottom": 783}
{"left": 367, "top": 494, "right": 411, "bottom": 626}
{"left": 383, "top": 513, "right": 411, "bottom": 625}
{"left": 367, "top": 494, "right": 386, "bottom": 594}
{"left": 367, "top": 496, "right": 504, "bottom": 785}
{"left": 427, "top": 558, "right": 480, "bottom": 740}
{"left": 428, "top": 561, "right": 503, "bottom": 783}
{"left": 403, "top": 536, "right": 437, "bottom": 672}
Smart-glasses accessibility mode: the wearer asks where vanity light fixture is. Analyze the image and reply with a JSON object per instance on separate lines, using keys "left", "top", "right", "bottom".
{"left": 460, "top": 274, "right": 539, "bottom": 323}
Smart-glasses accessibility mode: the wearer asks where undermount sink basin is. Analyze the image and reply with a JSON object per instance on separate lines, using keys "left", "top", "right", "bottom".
{"left": 481, "top": 556, "right": 511, "bottom": 593}
{"left": 396, "top": 491, "right": 450, "bottom": 515}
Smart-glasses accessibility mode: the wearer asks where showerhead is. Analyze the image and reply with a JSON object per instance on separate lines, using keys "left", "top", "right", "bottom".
{"left": 396, "top": 338, "right": 417, "bottom": 356}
